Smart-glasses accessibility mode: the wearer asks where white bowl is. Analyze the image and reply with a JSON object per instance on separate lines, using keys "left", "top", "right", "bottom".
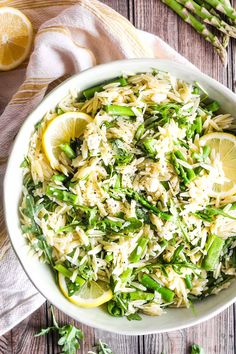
{"left": 4, "top": 59, "right": 236, "bottom": 335}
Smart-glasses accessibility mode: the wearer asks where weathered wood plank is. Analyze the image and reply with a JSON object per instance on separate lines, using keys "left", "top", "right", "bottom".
{"left": 133, "top": 0, "right": 179, "bottom": 52}
{"left": 142, "top": 306, "right": 235, "bottom": 354}
{"left": 101, "top": 0, "right": 129, "bottom": 18}
{"left": 0, "top": 303, "right": 48, "bottom": 354}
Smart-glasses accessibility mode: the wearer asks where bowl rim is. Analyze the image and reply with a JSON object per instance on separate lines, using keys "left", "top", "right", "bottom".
{"left": 3, "top": 58, "right": 236, "bottom": 335}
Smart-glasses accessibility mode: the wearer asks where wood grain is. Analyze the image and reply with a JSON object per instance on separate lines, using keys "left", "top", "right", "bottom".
{"left": 0, "top": 0, "right": 236, "bottom": 353}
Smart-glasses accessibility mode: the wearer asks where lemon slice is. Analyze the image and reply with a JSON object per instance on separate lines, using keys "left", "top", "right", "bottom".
{"left": 0, "top": 7, "right": 33, "bottom": 71}
{"left": 42, "top": 112, "right": 92, "bottom": 169}
{"left": 200, "top": 132, "right": 236, "bottom": 197}
{"left": 58, "top": 273, "right": 113, "bottom": 308}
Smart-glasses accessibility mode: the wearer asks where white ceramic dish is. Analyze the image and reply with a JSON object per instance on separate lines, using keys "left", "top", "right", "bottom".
{"left": 4, "top": 59, "right": 236, "bottom": 335}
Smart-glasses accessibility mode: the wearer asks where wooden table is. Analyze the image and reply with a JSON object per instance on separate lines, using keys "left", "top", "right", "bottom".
{"left": 1, "top": 1, "right": 236, "bottom": 353}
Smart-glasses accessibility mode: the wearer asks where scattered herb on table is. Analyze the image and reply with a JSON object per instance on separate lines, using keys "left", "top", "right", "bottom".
{"left": 191, "top": 343, "right": 205, "bottom": 354}
{"left": 35, "top": 306, "right": 83, "bottom": 354}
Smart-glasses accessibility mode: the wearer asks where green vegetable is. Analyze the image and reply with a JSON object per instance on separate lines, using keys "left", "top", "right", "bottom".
{"left": 54, "top": 264, "right": 85, "bottom": 296}
{"left": 20, "top": 157, "right": 30, "bottom": 168}
{"left": 195, "top": 206, "right": 236, "bottom": 222}
{"left": 135, "top": 123, "right": 145, "bottom": 140}
{"left": 171, "top": 245, "right": 184, "bottom": 262}
{"left": 60, "top": 143, "right": 76, "bottom": 159}
{"left": 99, "top": 216, "right": 142, "bottom": 234}
{"left": 171, "top": 151, "right": 195, "bottom": 185}
{"left": 232, "top": 248, "right": 236, "bottom": 267}
{"left": 129, "top": 237, "right": 149, "bottom": 263}
{"left": 202, "top": 234, "right": 224, "bottom": 271}
{"left": 94, "top": 340, "right": 113, "bottom": 354}
{"left": 21, "top": 194, "right": 41, "bottom": 234}
{"left": 202, "top": 145, "right": 211, "bottom": 160}
{"left": 149, "top": 103, "right": 181, "bottom": 127}
{"left": 52, "top": 174, "right": 67, "bottom": 182}
{"left": 174, "top": 150, "right": 196, "bottom": 182}
{"left": 56, "top": 107, "right": 65, "bottom": 115}
{"left": 159, "top": 239, "right": 168, "bottom": 251}
{"left": 57, "top": 221, "right": 79, "bottom": 233}
{"left": 37, "top": 235, "right": 54, "bottom": 266}
{"left": 140, "top": 274, "right": 175, "bottom": 302}
{"left": 126, "top": 313, "right": 142, "bottom": 321}
{"left": 192, "top": 145, "right": 211, "bottom": 171}
{"left": 114, "top": 174, "right": 121, "bottom": 189}
{"left": 123, "top": 217, "right": 143, "bottom": 232}
{"left": 120, "top": 268, "right": 132, "bottom": 285}
{"left": 176, "top": 0, "right": 236, "bottom": 39}
{"left": 35, "top": 306, "right": 83, "bottom": 354}
{"left": 83, "top": 77, "right": 127, "bottom": 99}
{"left": 206, "top": 100, "right": 220, "bottom": 112}
{"left": 105, "top": 105, "right": 136, "bottom": 116}
{"left": 142, "top": 138, "right": 158, "bottom": 157}
{"left": 46, "top": 186, "right": 78, "bottom": 205}
{"left": 160, "top": 181, "right": 169, "bottom": 190}
{"left": 161, "top": 0, "right": 227, "bottom": 64}
{"left": 105, "top": 254, "right": 113, "bottom": 262}
{"left": 195, "top": 116, "right": 202, "bottom": 134}
{"left": 107, "top": 294, "right": 128, "bottom": 317}
{"left": 112, "top": 139, "right": 134, "bottom": 166}
{"left": 83, "top": 84, "right": 104, "bottom": 99}
{"left": 191, "top": 343, "right": 205, "bottom": 354}
{"left": 129, "top": 290, "right": 154, "bottom": 301}
{"left": 123, "top": 188, "right": 173, "bottom": 221}
{"left": 185, "top": 274, "right": 193, "bottom": 289}
{"left": 204, "top": 0, "right": 236, "bottom": 20}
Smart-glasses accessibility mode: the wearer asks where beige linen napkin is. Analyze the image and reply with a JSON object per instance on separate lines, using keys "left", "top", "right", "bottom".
{"left": 0, "top": 0, "right": 196, "bottom": 336}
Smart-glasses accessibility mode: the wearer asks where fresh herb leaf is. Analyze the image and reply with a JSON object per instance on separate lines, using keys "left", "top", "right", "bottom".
{"left": 194, "top": 206, "right": 236, "bottom": 222}
{"left": 35, "top": 306, "right": 83, "bottom": 354}
{"left": 191, "top": 343, "right": 204, "bottom": 354}
{"left": 112, "top": 139, "right": 133, "bottom": 166}
{"left": 89, "top": 340, "right": 113, "bottom": 354}
{"left": 20, "top": 157, "right": 30, "bottom": 168}
{"left": 126, "top": 313, "right": 142, "bottom": 321}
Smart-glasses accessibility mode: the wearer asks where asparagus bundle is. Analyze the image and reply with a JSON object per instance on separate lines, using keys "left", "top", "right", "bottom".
{"left": 161, "top": 0, "right": 236, "bottom": 65}
{"left": 177, "top": 0, "right": 236, "bottom": 37}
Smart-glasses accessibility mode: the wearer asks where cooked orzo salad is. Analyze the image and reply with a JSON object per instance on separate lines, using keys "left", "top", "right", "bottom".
{"left": 20, "top": 70, "right": 236, "bottom": 319}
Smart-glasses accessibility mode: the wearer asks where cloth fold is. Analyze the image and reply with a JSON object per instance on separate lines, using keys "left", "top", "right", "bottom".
{"left": 0, "top": 0, "right": 195, "bottom": 336}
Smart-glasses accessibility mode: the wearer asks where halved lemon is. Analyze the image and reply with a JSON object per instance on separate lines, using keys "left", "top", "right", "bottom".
{"left": 0, "top": 7, "right": 33, "bottom": 71}
{"left": 58, "top": 273, "right": 113, "bottom": 308}
{"left": 42, "top": 112, "right": 92, "bottom": 169}
{"left": 200, "top": 132, "right": 236, "bottom": 197}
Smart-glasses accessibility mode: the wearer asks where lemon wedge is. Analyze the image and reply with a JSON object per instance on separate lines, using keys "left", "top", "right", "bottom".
{"left": 200, "top": 132, "right": 236, "bottom": 197}
{"left": 0, "top": 7, "right": 33, "bottom": 71}
{"left": 58, "top": 273, "right": 113, "bottom": 308}
{"left": 42, "top": 112, "right": 92, "bottom": 169}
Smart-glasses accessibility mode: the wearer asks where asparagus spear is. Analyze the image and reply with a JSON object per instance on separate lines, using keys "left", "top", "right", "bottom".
{"left": 129, "top": 290, "right": 154, "bottom": 301}
{"left": 185, "top": 274, "right": 193, "bottom": 289}
{"left": 202, "top": 234, "right": 224, "bottom": 271}
{"left": 204, "top": 0, "right": 236, "bottom": 20}
{"left": 161, "top": 0, "right": 227, "bottom": 64}
{"left": 140, "top": 274, "right": 175, "bottom": 302}
{"left": 54, "top": 264, "right": 85, "bottom": 287}
{"left": 194, "top": 0, "right": 230, "bottom": 47}
{"left": 124, "top": 189, "right": 173, "bottom": 221}
{"left": 129, "top": 237, "right": 149, "bottom": 263}
{"left": 105, "top": 105, "right": 136, "bottom": 116}
{"left": 83, "top": 77, "right": 127, "bottom": 99}
{"left": 176, "top": 0, "right": 236, "bottom": 38}
{"left": 60, "top": 143, "right": 76, "bottom": 159}
{"left": 46, "top": 186, "right": 78, "bottom": 205}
